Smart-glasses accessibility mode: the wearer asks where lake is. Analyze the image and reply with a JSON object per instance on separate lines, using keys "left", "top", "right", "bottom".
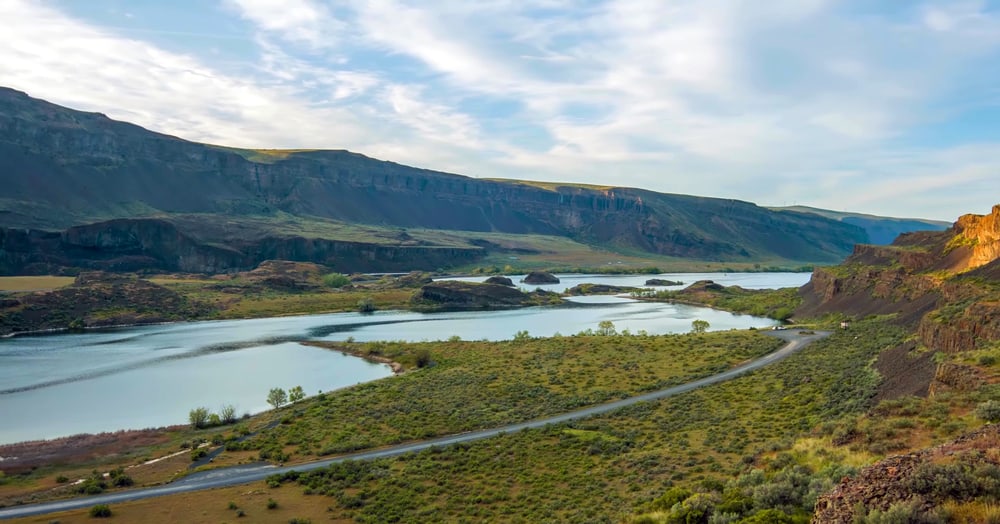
{"left": 0, "top": 272, "right": 809, "bottom": 444}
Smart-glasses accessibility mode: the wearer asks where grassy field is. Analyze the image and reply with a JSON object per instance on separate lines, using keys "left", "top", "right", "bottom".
{"left": 0, "top": 330, "right": 780, "bottom": 505}
{"left": 3, "top": 320, "right": 933, "bottom": 523}
{"left": 0, "top": 276, "right": 74, "bottom": 292}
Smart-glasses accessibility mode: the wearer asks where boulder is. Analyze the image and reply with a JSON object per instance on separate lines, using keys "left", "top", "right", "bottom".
{"left": 522, "top": 271, "right": 560, "bottom": 284}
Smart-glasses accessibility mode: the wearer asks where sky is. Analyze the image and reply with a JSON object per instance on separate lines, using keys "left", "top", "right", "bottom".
{"left": 1, "top": 1, "right": 999, "bottom": 222}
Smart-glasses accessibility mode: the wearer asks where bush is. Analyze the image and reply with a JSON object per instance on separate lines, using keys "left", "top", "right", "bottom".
{"left": 414, "top": 349, "right": 433, "bottom": 368}
{"left": 89, "top": 504, "right": 112, "bottom": 518}
{"left": 975, "top": 400, "right": 1000, "bottom": 423}
{"left": 323, "top": 273, "right": 350, "bottom": 288}
{"left": 357, "top": 297, "right": 376, "bottom": 313}
{"left": 267, "top": 498, "right": 279, "bottom": 509}
{"left": 855, "top": 499, "right": 943, "bottom": 524}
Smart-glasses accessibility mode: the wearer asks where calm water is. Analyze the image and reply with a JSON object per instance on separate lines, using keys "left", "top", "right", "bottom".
{"left": 0, "top": 272, "right": 808, "bottom": 444}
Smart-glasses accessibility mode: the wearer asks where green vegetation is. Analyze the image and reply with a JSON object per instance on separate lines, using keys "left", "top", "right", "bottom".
{"left": 357, "top": 296, "right": 376, "bottom": 313}
{"left": 188, "top": 407, "right": 210, "bottom": 429}
{"left": 231, "top": 330, "right": 782, "bottom": 463}
{"left": 267, "top": 388, "right": 288, "bottom": 410}
{"left": 249, "top": 320, "right": 903, "bottom": 522}
{"left": 188, "top": 404, "right": 238, "bottom": 429}
{"left": 88, "top": 503, "right": 112, "bottom": 518}
{"left": 975, "top": 400, "right": 1000, "bottom": 422}
{"left": 638, "top": 286, "right": 803, "bottom": 321}
{"left": 691, "top": 319, "right": 710, "bottom": 334}
{"left": 321, "top": 273, "right": 351, "bottom": 288}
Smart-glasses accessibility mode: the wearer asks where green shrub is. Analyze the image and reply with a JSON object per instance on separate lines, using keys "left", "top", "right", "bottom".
{"left": 267, "top": 498, "right": 279, "bottom": 509}
{"left": 323, "top": 273, "right": 350, "bottom": 288}
{"left": 357, "top": 297, "right": 376, "bottom": 313}
{"left": 88, "top": 504, "right": 112, "bottom": 518}
{"left": 854, "top": 499, "right": 943, "bottom": 524}
{"left": 975, "top": 400, "right": 1000, "bottom": 423}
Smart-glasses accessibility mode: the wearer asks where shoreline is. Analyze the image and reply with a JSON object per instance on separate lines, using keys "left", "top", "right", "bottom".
{"left": 300, "top": 340, "right": 405, "bottom": 375}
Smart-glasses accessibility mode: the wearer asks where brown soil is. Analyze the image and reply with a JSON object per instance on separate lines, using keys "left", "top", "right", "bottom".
{"left": 872, "top": 342, "right": 937, "bottom": 403}
{"left": 0, "top": 428, "right": 176, "bottom": 475}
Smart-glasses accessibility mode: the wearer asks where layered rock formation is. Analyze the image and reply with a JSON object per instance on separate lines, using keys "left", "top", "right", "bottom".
{"left": 798, "top": 205, "right": 1000, "bottom": 400}
{"left": 0, "top": 219, "right": 484, "bottom": 274}
{"left": 0, "top": 87, "right": 870, "bottom": 272}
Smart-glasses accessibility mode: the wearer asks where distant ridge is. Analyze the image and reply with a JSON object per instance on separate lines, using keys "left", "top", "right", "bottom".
{"left": 771, "top": 205, "right": 950, "bottom": 245}
{"left": 0, "top": 86, "right": 889, "bottom": 273}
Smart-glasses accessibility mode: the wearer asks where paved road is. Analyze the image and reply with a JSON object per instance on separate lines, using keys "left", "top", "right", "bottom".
{"left": 0, "top": 330, "right": 829, "bottom": 520}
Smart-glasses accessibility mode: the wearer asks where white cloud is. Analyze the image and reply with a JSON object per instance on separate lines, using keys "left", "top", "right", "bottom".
{"left": 223, "top": 0, "right": 339, "bottom": 49}
{"left": 1, "top": 0, "right": 998, "bottom": 222}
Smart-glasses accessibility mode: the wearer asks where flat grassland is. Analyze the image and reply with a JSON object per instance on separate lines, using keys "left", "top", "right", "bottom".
{"left": 0, "top": 276, "right": 74, "bottom": 292}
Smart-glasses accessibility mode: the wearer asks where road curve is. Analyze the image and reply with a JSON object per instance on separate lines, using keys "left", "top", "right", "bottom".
{"left": 0, "top": 330, "right": 829, "bottom": 520}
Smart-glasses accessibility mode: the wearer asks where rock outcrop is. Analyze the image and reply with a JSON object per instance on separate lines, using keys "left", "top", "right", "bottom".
{"left": 484, "top": 275, "right": 515, "bottom": 286}
{"left": 798, "top": 205, "right": 1000, "bottom": 401}
{"left": 522, "top": 271, "right": 560, "bottom": 284}
{"left": 645, "top": 278, "right": 683, "bottom": 286}
{"left": 814, "top": 424, "right": 1000, "bottom": 523}
{"left": 0, "top": 272, "right": 213, "bottom": 335}
{"left": 0, "top": 219, "right": 485, "bottom": 275}
{"left": 410, "top": 281, "right": 533, "bottom": 310}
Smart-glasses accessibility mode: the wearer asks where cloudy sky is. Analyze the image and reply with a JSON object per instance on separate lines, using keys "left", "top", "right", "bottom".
{"left": 2, "top": 0, "right": 999, "bottom": 221}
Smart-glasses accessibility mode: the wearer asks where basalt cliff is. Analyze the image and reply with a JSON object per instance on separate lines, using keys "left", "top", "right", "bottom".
{"left": 799, "top": 205, "right": 1000, "bottom": 348}
{"left": 0, "top": 87, "right": 876, "bottom": 274}
{"left": 800, "top": 205, "right": 1000, "bottom": 522}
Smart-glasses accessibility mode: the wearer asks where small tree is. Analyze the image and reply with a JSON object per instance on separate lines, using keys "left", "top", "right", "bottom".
{"left": 288, "top": 385, "right": 305, "bottom": 403}
{"left": 597, "top": 320, "right": 617, "bottom": 336}
{"left": 357, "top": 297, "right": 376, "bottom": 313}
{"left": 691, "top": 319, "right": 710, "bottom": 334}
{"left": 89, "top": 504, "right": 113, "bottom": 518}
{"left": 414, "top": 348, "right": 433, "bottom": 368}
{"left": 220, "top": 404, "right": 237, "bottom": 424}
{"left": 267, "top": 388, "right": 288, "bottom": 410}
{"left": 189, "top": 407, "right": 210, "bottom": 429}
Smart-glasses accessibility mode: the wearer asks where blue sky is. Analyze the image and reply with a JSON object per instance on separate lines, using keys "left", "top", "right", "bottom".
{"left": 2, "top": 0, "right": 999, "bottom": 221}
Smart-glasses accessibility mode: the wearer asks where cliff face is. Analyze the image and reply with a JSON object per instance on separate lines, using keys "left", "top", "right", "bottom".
{"left": 798, "top": 205, "right": 1000, "bottom": 405}
{"left": 0, "top": 87, "right": 866, "bottom": 266}
{"left": 1, "top": 219, "right": 484, "bottom": 274}
{"left": 953, "top": 204, "right": 1000, "bottom": 271}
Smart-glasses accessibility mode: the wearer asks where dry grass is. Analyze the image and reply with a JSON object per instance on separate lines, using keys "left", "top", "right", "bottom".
{"left": 0, "top": 276, "right": 74, "bottom": 292}
{"left": 943, "top": 501, "right": 1000, "bottom": 524}
{"left": 6, "top": 483, "right": 341, "bottom": 524}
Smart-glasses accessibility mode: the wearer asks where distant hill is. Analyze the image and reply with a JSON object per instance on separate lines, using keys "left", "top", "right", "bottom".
{"left": 0, "top": 87, "right": 868, "bottom": 274}
{"left": 771, "top": 205, "right": 950, "bottom": 244}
